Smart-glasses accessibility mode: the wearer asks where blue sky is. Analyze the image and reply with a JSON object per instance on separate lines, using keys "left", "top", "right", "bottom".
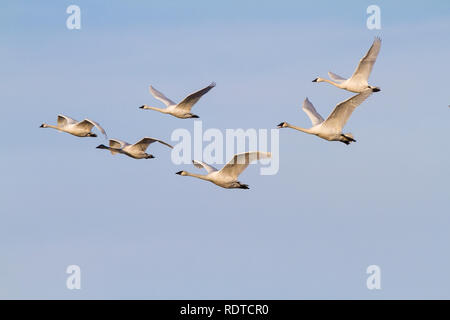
{"left": 0, "top": 0, "right": 449, "bottom": 299}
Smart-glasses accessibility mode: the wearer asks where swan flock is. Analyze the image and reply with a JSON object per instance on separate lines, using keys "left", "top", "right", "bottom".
{"left": 40, "top": 37, "right": 381, "bottom": 189}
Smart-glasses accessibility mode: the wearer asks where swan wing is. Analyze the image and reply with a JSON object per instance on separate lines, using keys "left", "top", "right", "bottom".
{"left": 109, "top": 139, "right": 128, "bottom": 149}
{"left": 192, "top": 160, "right": 218, "bottom": 174}
{"left": 350, "top": 37, "right": 381, "bottom": 83}
{"left": 218, "top": 151, "right": 271, "bottom": 180}
{"left": 128, "top": 137, "right": 173, "bottom": 152}
{"left": 57, "top": 114, "right": 77, "bottom": 127}
{"left": 302, "top": 97, "right": 324, "bottom": 126}
{"left": 321, "top": 89, "right": 373, "bottom": 131}
{"left": 108, "top": 139, "right": 128, "bottom": 155}
{"left": 149, "top": 86, "right": 176, "bottom": 107}
{"left": 328, "top": 71, "right": 347, "bottom": 83}
{"left": 175, "top": 82, "right": 216, "bottom": 112}
{"left": 74, "top": 119, "right": 108, "bottom": 139}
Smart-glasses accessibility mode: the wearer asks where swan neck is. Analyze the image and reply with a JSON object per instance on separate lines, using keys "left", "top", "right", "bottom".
{"left": 185, "top": 172, "right": 209, "bottom": 181}
{"left": 46, "top": 124, "right": 62, "bottom": 130}
{"left": 322, "top": 78, "right": 341, "bottom": 88}
{"left": 286, "top": 123, "right": 313, "bottom": 133}
{"left": 144, "top": 106, "right": 167, "bottom": 113}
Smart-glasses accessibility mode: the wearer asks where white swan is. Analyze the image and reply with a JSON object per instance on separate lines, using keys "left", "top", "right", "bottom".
{"left": 96, "top": 137, "right": 173, "bottom": 159}
{"left": 140, "top": 82, "right": 216, "bottom": 119}
{"left": 277, "top": 89, "right": 375, "bottom": 144}
{"left": 313, "top": 37, "right": 381, "bottom": 93}
{"left": 40, "top": 115, "right": 107, "bottom": 138}
{"left": 176, "top": 151, "right": 271, "bottom": 189}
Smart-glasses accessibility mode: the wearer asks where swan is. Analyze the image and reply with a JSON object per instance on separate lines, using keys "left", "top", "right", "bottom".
{"left": 140, "top": 82, "right": 216, "bottom": 119}
{"left": 40, "top": 114, "right": 107, "bottom": 138}
{"left": 175, "top": 151, "right": 271, "bottom": 189}
{"left": 96, "top": 137, "right": 173, "bottom": 159}
{"left": 312, "top": 37, "right": 382, "bottom": 93}
{"left": 277, "top": 88, "right": 375, "bottom": 144}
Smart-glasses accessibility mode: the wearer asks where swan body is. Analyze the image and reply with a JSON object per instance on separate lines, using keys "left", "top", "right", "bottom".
{"left": 278, "top": 89, "right": 375, "bottom": 144}
{"left": 96, "top": 137, "right": 173, "bottom": 159}
{"left": 313, "top": 37, "right": 381, "bottom": 93}
{"left": 40, "top": 115, "right": 107, "bottom": 138}
{"left": 140, "top": 82, "right": 216, "bottom": 119}
{"left": 176, "top": 152, "right": 271, "bottom": 189}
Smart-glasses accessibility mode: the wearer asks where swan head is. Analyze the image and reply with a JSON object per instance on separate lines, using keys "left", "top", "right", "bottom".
{"left": 369, "top": 86, "right": 381, "bottom": 92}
{"left": 139, "top": 105, "right": 148, "bottom": 109}
{"left": 176, "top": 170, "right": 188, "bottom": 176}
{"left": 312, "top": 77, "right": 324, "bottom": 83}
{"left": 87, "top": 132, "right": 97, "bottom": 137}
{"left": 277, "top": 122, "right": 288, "bottom": 128}
{"left": 96, "top": 144, "right": 108, "bottom": 149}
{"left": 39, "top": 123, "right": 47, "bottom": 128}
{"left": 146, "top": 154, "right": 155, "bottom": 159}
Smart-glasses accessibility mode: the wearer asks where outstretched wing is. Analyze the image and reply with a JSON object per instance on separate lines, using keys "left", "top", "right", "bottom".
{"left": 108, "top": 139, "right": 128, "bottom": 155}
{"left": 57, "top": 114, "right": 77, "bottom": 127}
{"left": 328, "top": 71, "right": 347, "bottom": 83}
{"left": 109, "top": 139, "right": 128, "bottom": 149}
{"left": 302, "top": 97, "right": 324, "bottom": 127}
{"left": 350, "top": 37, "right": 381, "bottom": 83}
{"left": 321, "top": 89, "right": 373, "bottom": 131}
{"left": 192, "top": 160, "right": 218, "bottom": 174}
{"left": 128, "top": 137, "right": 173, "bottom": 153}
{"left": 149, "top": 86, "right": 176, "bottom": 107}
{"left": 74, "top": 119, "right": 108, "bottom": 139}
{"left": 218, "top": 151, "right": 271, "bottom": 180}
{"left": 175, "top": 82, "right": 216, "bottom": 112}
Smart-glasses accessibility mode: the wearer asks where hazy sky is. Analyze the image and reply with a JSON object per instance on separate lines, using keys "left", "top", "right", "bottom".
{"left": 1, "top": 0, "right": 449, "bottom": 299}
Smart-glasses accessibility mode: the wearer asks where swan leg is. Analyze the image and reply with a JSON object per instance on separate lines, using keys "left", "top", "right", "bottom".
{"left": 238, "top": 183, "right": 249, "bottom": 189}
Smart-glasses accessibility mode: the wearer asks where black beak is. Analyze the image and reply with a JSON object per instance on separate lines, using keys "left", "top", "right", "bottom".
{"left": 191, "top": 115, "right": 199, "bottom": 118}
{"left": 175, "top": 171, "right": 183, "bottom": 175}
{"left": 96, "top": 144, "right": 104, "bottom": 149}
{"left": 372, "top": 87, "right": 381, "bottom": 92}
{"left": 147, "top": 155, "right": 155, "bottom": 159}
{"left": 90, "top": 133, "right": 97, "bottom": 138}
{"left": 277, "top": 122, "right": 285, "bottom": 128}
{"left": 39, "top": 124, "right": 44, "bottom": 128}
{"left": 312, "top": 78, "right": 318, "bottom": 82}
{"left": 139, "top": 105, "right": 145, "bottom": 109}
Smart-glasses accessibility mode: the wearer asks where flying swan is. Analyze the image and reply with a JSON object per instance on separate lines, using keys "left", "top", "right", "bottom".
{"left": 176, "top": 151, "right": 271, "bottom": 189}
{"left": 140, "top": 82, "right": 216, "bottom": 119}
{"left": 40, "top": 114, "right": 107, "bottom": 138}
{"left": 312, "top": 37, "right": 382, "bottom": 93}
{"left": 277, "top": 88, "right": 375, "bottom": 144}
{"left": 96, "top": 137, "right": 173, "bottom": 159}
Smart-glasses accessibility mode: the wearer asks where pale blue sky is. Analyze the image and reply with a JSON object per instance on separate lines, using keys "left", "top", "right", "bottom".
{"left": 0, "top": 1, "right": 449, "bottom": 299}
